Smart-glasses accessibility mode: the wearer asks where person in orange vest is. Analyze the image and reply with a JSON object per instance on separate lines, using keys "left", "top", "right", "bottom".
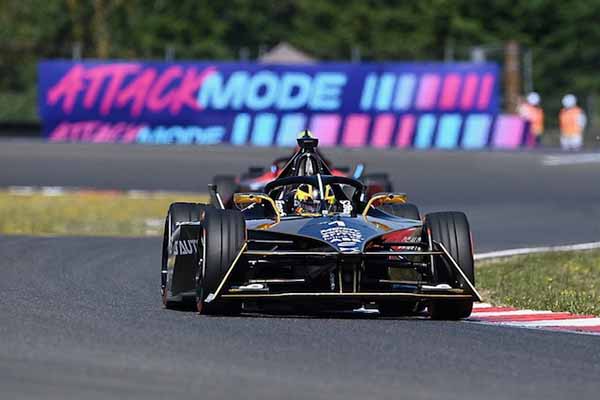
{"left": 518, "top": 92, "right": 544, "bottom": 146}
{"left": 559, "top": 94, "right": 587, "bottom": 151}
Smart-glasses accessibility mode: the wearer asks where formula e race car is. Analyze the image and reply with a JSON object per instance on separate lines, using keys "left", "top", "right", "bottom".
{"left": 161, "top": 132, "right": 481, "bottom": 319}
{"left": 212, "top": 146, "right": 393, "bottom": 207}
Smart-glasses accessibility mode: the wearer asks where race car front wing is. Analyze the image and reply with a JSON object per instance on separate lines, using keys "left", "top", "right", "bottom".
{"left": 204, "top": 240, "right": 482, "bottom": 304}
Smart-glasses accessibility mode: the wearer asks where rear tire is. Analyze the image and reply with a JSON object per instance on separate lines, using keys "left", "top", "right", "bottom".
{"left": 162, "top": 202, "right": 205, "bottom": 309}
{"left": 196, "top": 207, "right": 245, "bottom": 315}
{"left": 362, "top": 173, "right": 393, "bottom": 195}
{"left": 243, "top": 166, "right": 266, "bottom": 179}
{"left": 425, "top": 212, "right": 474, "bottom": 320}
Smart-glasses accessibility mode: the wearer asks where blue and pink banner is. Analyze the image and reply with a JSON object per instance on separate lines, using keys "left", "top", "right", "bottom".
{"left": 38, "top": 60, "right": 531, "bottom": 149}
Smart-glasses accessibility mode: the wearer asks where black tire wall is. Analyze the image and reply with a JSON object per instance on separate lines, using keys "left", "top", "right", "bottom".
{"left": 161, "top": 202, "right": 205, "bottom": 308}
{"left": 197, "top": 207, "right": 245, "bottom": 315}
{"left": 425, "top": 211, "right": 474, "bottom": 320}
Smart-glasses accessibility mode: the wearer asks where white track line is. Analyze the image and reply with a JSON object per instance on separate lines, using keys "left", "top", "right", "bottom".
{"left": 40, "top": 186, "right": 65, "bottom": 196}
{"left": 7, "top": 186, "right": 35, "bottom": 195}
{"left": 3, "top": 185, "right": 208, "bottom": 199}
{"left": 494, "top": 318, "right": 600, "bottom": 328}
{"left": 474, "top": 241, "right": 600, "bottom": 260}
{"left": 542, "top": 153, "right": 600, "bottom": 166}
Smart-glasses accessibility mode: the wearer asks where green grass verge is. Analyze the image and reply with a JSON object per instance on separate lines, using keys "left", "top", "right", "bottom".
{"left": 478, "top": 250, "right": 600, "bottom": 316}
{"left": 0, "top": 191, "right": 208, "bottom": 237}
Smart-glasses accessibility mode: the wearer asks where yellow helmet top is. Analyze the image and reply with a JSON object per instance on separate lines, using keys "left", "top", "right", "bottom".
{"left": 294, "top": 184, "right": 336, "bottom": 205}
{"left": 294, "top": 184, "right": 313, "bottom": 202}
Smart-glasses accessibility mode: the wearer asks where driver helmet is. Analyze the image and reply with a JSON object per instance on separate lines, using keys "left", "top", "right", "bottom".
{"left": 293, "top": 184, "right": 336, "bottom": 214}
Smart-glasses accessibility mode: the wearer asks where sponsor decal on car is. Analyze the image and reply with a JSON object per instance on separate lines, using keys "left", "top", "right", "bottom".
{"left": 320, "top": 221, "right": 363, "bottom": 252}
{"left": 171, "top": 239, "right": 198, "bottom": 256}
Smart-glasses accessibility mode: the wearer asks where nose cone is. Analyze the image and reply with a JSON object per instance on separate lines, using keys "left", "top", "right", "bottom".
{"left": 297, "top": 216, "right": 380, "bottom": 253}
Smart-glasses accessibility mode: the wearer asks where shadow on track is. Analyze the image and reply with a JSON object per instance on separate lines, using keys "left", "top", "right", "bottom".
{"left": 163, "top": 301, "right": 430, "bottom": 320}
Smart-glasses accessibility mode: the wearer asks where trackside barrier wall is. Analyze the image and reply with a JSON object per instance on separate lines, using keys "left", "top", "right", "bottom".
{"left": 38, "top": 61, "right": 532, "bottom": 149}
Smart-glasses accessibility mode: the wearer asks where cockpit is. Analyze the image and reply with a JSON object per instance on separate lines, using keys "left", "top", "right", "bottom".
{"left": 232, "top": 132, "right": 367, "bottom": 219}
{"left": 265, "top": 175, "right": 365, "bottom": 217}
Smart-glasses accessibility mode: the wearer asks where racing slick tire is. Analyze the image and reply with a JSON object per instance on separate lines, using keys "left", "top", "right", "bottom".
{"left": 212, "top": 175, "right": 238, "bottom": 208}
{"left": 241, "top": 166, "right": 266, "bottom": 180}
{"left": 425, "top": 212, "right": 474, "bottom": 320}
{"left": 161, "top": 202, "right": 205, "bottom": 309}
{"left": 196, "top": 207, "right": 245, "bottom": 315}
{"left": 378, "top": 203, "right": 420, "bottom": 220}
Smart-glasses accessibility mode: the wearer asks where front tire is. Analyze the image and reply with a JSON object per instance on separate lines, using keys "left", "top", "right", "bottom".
{"left": 162, "top": 202, "right": 205, "bottom": 309}
{"left": 425, "top": 212, "right": 474, "bottom": 320}
{"left": 196, "top": 207, "right": 245, "bottom": 315}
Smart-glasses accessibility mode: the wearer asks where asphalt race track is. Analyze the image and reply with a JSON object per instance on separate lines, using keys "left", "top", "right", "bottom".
{"left": 1, "top": 140, "right": 600, "bottom": 399}
{"left": 1, "top": 235, "right": 600, "bottom": 399}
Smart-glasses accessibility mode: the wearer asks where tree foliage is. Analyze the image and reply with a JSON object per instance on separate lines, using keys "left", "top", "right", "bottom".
{"left": 1, "top": 0, "right": 599, "bottom": 120}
